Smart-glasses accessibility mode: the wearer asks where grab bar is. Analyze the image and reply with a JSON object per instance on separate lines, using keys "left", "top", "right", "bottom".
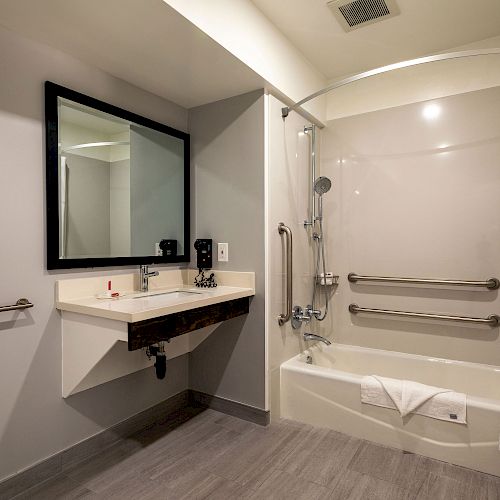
{"left": 348, "top": 273, "right": 500, "bottom": 290}
{"left": 349, "top": 303, "right": 500, "bottom": 327}
{"left": 278, "top": 223, "right": 293, "bottom": 326}
{"left": 0, "top": 298, "right": 34, "bottom": 313}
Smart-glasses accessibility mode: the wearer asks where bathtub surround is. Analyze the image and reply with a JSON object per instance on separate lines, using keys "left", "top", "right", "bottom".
{"left": 321, "top": 86, "right": 500, "bottom": 366}
{"left": 268, "top": 86, "right": 500, "bottom": 474}
{"left": 266, "top": 94, "right": 325, "bottom": 416}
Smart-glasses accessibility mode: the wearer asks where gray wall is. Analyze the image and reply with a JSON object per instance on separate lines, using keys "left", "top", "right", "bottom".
{"left": 66, "top": 154, "right": 110, "bottom": 258}
{"left": 110, "top": 159, "right": 131, "bottom": 256}
{"left": 130, "top": 125, "right": 185, "bottom": 256}
{"left": 188, "top": 90, "right": 266, "bottom": 410}
{"left": 0, "top": 26, "right": 189, "bottom": 482}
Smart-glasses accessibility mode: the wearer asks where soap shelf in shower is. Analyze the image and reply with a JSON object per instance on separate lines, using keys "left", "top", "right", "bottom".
{"left": 316, "top": 273, "right": 339, "bottom": 286}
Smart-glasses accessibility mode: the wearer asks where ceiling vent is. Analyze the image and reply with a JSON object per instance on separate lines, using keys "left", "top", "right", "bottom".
{"left": 327, "top": 0, "right": 400, "bottom": 32}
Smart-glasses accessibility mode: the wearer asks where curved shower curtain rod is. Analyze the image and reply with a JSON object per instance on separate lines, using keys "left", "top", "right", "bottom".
{"left": 63, "top": 141, "right": 130, "bottom": 152}
{"left": 281, "top": 48, "right": 500, "bottom": 121}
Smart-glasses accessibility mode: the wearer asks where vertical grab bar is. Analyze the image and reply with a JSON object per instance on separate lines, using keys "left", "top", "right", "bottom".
{"left": 278, "top": 223, "right": 293, "bottom": 325}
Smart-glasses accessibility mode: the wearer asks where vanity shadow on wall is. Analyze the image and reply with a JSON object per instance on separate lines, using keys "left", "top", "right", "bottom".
{"left": 45, "top": 81, "right": 190, "bottom": 269}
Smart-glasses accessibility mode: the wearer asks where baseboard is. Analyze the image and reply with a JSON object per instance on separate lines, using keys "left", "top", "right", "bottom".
{"left": 189, "top": 390, "right": 270, "bottom": 426}
{"left": 0, "top": 389, "right": 269, "bottom": 499}
{"left": 0, "top": 390, "right": 190, "bottom": 500}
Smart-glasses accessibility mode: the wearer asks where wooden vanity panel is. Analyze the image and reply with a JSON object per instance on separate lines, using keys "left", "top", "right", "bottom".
{"left": 127, "top": 297, "right": 250, "bottom": 350}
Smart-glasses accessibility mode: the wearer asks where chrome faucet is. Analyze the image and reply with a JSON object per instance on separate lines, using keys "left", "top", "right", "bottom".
{"left": 140, "top": 265, "right": 159, "bottom": 292}
{"left": 303, "top": 332, "right": 332, "bottom": 345}
{"left": 292, "top": 304, "right": 322, "bottom": 329}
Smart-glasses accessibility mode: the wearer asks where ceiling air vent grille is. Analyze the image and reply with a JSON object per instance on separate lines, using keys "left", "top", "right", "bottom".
{"left": 327, "top": 0, "right": 400, "bottom": 32}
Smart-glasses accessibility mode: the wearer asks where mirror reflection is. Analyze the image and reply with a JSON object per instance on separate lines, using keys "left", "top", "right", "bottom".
{"left": 58, "top": 98, "right": 185, "bottom": 259}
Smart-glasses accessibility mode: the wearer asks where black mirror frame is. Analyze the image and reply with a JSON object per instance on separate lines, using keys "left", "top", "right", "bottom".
{"left": 45, "top": 81, "right": 190, "bottom": 270}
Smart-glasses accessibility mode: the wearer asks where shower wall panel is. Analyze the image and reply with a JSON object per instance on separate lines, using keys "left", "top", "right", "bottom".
{"left": 320, "top": 86, "right": 500, "bottom": 365}
{"left": 266, "top": 95, "right": 317, "bottom": 416}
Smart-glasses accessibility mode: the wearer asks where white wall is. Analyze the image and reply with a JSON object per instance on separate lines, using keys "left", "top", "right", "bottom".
{"left": 326, "top": 36, "right": 500, "bottom": 120}
{"left": 320, "top": 85, "right": 500, "bottom": 365}
{"left": 0, "top": 26, "right": 189, "bottom": 481}
{"left": 266, "top": 95, "right": 317, "bottom": 416}
{"left": 65, "top": 153, "right": 111, "bottom": 258}
{"left": 110, "top": 159, "right": 131, "bottom": 256}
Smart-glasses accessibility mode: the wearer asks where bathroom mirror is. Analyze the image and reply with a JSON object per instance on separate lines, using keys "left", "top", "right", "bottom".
{"left": 45, "top": 82, "right": 190, "bottom": 269}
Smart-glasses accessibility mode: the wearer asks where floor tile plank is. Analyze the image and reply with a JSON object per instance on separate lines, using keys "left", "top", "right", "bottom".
{"left": 13, "top": 408, "right": 500, "bottom": 500}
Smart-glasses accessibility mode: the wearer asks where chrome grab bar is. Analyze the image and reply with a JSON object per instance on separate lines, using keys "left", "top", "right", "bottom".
{"left": 0, "top": 298, "right": 34, "bottom": 313}
{"left": 278, "top": 223, "right": 293, "bottom": 326}
{"left": 349, "top": 303, "right": 500, "bottom": 327}
{"left": 348, "top": 273, "right": 500, "bottom": 290}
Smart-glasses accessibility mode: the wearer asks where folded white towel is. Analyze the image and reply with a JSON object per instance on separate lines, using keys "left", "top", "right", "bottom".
{"left": 361, "top": 375, "right": 466, "bottom": 424}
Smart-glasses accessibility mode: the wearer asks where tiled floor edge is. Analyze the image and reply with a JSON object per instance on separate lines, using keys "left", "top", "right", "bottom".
{"left": 189, "top": 389, "right": 270, "bottom": 426}
{"left": 0, "top": 390, "right": 190, "bottom": 500}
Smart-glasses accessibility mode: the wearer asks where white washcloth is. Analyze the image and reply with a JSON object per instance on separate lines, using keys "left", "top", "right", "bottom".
{"left": 361, "top": 375, "right": 466, "bottom": 424}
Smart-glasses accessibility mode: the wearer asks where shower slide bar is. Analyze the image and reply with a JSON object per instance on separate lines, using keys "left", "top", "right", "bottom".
{"left": 348, "top": 273, "right": 500, "bottom": 290}
{"left": 0, "top": 298, "right": 34, "bottom": 312}
{"left": 349, "top": 304, "right": 500, "bottom": 327}
{"left": 278, "top": 223, "right": 293, "bottom": 326}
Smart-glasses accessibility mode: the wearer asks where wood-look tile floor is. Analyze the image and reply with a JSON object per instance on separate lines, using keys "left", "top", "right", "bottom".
{"left": 13, "top": 407, "right": 500, "bottom": 500}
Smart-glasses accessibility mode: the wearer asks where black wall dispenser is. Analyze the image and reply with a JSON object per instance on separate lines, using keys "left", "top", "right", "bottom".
{"left": 194, "top": 239, "right": 216, "bottom": 288}
{"left": 194, "top": 239, "right": 212, "bottom": 269}
{"left": 159, "top": 239, "right": 177, "bottom": 257}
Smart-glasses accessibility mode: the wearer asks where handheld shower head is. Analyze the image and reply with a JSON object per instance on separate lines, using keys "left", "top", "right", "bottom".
{"left": 314, "top": 176, "right": 332, "bottom": 196}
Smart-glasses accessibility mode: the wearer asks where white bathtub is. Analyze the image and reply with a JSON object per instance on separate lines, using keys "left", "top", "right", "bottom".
{"left": 280, "top": 343, "right": 500, "bottom": 476}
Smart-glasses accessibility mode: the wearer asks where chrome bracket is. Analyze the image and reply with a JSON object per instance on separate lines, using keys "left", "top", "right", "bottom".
{"left": 291, "top": 305, "right": 305, "bottom": 330}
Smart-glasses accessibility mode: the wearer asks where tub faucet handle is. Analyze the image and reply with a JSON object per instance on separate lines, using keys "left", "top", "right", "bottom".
{"left": 306, "top": 305, "right": 321, "bottom": 318}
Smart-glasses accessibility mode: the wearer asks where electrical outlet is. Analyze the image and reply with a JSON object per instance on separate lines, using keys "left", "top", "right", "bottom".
{"left": 155, "top": 242, "right": 162, "bottom": 256}
{"left": 218, "top": 242, "right": 229, "bottom": 262}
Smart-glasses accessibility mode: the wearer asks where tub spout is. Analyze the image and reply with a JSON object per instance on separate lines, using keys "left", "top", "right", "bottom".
{"left": 303, "top": 333, "right": 332, "bottom": 345}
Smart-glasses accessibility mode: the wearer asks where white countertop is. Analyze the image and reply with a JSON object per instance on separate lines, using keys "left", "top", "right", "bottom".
{"left": 55, "top": 270, "right": 255, "bottom": 323}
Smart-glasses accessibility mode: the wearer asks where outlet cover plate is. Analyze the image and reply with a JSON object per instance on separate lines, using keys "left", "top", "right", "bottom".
{"left": 218, "top": 243, "right": 229, "bottom": 262}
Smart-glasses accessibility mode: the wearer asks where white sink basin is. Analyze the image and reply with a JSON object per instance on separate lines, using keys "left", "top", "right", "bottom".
{"left": 119, "top": 289, "right": 205, "bottom": 308}
{"left": 128, "top": 289, "right": 203, "bottom": 299}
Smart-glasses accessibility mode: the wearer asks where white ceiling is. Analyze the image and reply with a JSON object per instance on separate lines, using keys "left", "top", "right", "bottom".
{"left": 251, "top": 0, "right": 500, "bottom": 80}
{"left": 60, "top": 101, "right": 130, "bottom": 135}
{"left": 0, "top": 0, "right": 265, "bottom": 109}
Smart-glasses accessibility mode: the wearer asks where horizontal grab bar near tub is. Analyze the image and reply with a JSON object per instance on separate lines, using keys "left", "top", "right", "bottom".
{"left": 0, "top": 298, "right": 34, "bottom": 312}
{"left": 348, "top": 273, "right": 500, "bottom": 290}
{"left": 349, "top": 304, "right": 500, "bottom": 327}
